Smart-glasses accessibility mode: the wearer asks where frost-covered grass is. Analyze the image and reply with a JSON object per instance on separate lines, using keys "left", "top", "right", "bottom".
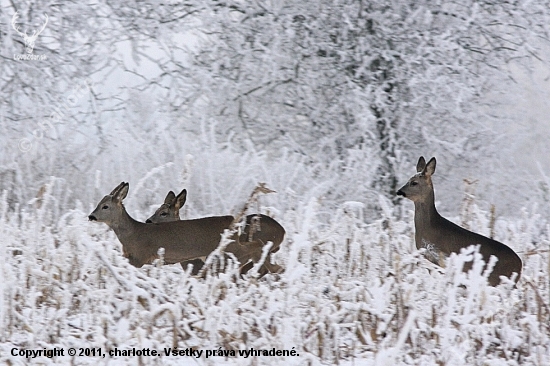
{"left": 0, "top": 186, "right": 548, "bottom": 366}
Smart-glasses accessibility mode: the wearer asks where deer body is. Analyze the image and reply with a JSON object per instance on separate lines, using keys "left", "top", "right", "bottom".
{"left": 109, "top": 215, "right": 233, "bottom": 267}
{"left": 228, "top": 213, "right": 285, "bottom": 276}
{"left": 397, "top": 157, "right": 522, "bottom": 286}
{"left": 89, "top": 182, "right": 264, "bottom": 270}
{"left": 146, "top": 189, "right": 285, "bottom": 275}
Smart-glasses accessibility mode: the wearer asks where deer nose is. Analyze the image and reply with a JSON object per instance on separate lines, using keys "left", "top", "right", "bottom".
{"left": 396, "top": 190, "right": 406, "bottom": 197}
{"left": 145, "top": 219, "right": 153, "bottom": 223}
{"left": 88, "top": 215, "right": 97, "bottom": 221}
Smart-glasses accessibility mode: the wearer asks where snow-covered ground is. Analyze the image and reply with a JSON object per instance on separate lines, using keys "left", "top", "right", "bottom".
{"left": 0, "top": 178, "right": 548, "bottom": 365}
{"left": 3, "top": 2, "right": 550, "bottom": 364}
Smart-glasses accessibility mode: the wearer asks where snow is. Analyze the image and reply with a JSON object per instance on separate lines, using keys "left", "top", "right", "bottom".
{"left": 2, "top": 1, "right": 550, "bottom": 364}
{"left": 0, "top": 189, "right": 548, "bottom": 365}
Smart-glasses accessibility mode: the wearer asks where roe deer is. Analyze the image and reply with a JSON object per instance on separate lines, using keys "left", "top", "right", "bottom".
{"left": 146, "top": 188, "right": 285, "bottom": 276}
{"left": 396, "top": 157, "right": 522, "bottom": 286}
{"left": 144, "top": 189, "right": 203, "bottom": 274}
{"left": 88, "top": 182, "right": 269, "bottom": 273}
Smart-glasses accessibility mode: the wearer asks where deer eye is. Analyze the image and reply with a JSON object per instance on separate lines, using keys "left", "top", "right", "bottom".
{"left": 160, "top": 212, "right": 167, "bottom": 217}
{"left": 410, "top": 181, "right": 418, "bottom": 186}
{"left": 102, "top": 205, "right": 109, "bottom": 209}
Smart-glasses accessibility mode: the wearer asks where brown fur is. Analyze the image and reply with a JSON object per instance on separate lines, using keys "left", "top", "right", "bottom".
{"left": 397, "top": 157, "right": 522, "bottom": 286}
{"left": 146, "top": 188, "right": 285, "bottom": 276}
{"left": 89, "top": 182, "right": 268, "bottom": 272}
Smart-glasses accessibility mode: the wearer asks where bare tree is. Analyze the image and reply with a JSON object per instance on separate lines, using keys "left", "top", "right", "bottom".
{"left": 183, "top": 0, "right": 548, "bottom": 203}
{"left": 1, "top": 0, "right": 548, "bottom": 213}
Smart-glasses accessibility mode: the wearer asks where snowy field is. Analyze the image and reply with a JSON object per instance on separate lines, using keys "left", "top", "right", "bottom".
{"left": 3, "top": 1, "right": 550, "bottom": 364}
{"left": 0, "top": 161, "right": 548, "bottom": 365}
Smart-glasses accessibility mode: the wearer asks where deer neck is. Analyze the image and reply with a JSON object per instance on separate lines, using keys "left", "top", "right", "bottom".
{"left": 413, "top": 189, "right": 441, "bottom": 232}
{"left": 109, "top": 206, "right": 141, "bottom": 241}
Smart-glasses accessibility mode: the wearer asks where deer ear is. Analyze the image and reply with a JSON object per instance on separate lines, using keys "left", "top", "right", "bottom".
{"left": 416, "top": 156, "right": 426, "bottom": 173}
{"left": 174, "top": 189, "right": 187, "bottom": 211}
{"left": 164, "top": 191, "right": 176, "bottom": 204}
{"left": 109, "top": 182, "right": 126, "bottom": 196}
{"left": 424, "top": 157, "right": 436, "bottom": 176}
{"left": 114, "top": 182, "right": 129, "bottom": 202}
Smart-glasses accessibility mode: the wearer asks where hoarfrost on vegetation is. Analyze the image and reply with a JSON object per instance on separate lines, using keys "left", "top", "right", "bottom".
{"left": 0, "top": 178, "right": 548, "bottom": 365}
{"left": 2, "top": 0, "right": 550, "bottom": 364}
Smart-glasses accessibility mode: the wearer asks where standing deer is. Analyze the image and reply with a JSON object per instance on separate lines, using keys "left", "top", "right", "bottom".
{"left": 146, "top": 188, "right": 285, "bottom": 276}
{"left": 396, "top": 157, "right": 522, "bottom": 286}
{"left": 144, "top": 189, "right": 204, "bottom": 274}
{"left": 88, "top": 182, "right": 270, "bottom": 273}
